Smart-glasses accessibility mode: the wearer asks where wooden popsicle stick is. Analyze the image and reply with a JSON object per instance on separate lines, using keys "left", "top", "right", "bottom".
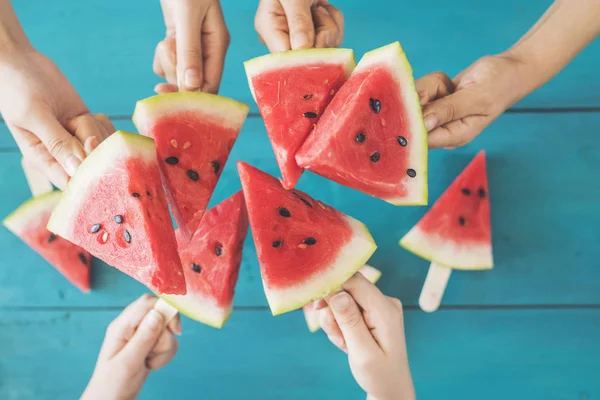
{"left": 419, "top": 261, "right": 452, "bottom": 313}
{"left": 21, "top": 158, "right": 53, "bottom": 197}
{"left": 153, "top": 298, "right": 179, "bottom": 326}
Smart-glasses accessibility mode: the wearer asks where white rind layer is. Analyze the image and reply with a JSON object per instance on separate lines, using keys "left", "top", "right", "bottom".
{"left": 161, "top": 292, "right": 232, "bottom": 329}
{"left": 265, "top": 215, "right": 377, "bottom": 316}
{"left": 47, "top": 131, "right": 156, "bottom": 239}
{"left": 132, "top": 92, "right": 250, "bottom": 134}
{"left": 244, "top": 48, "right": 356, "bottom": 100}
{"left": 357, "top": 42, "right": 428, "bottom": 205}
{"left": 400, "top": 226, "right": 493, "bottom": 270}
{"left": 3, "top": 191, "right": 61, "bottom": 236}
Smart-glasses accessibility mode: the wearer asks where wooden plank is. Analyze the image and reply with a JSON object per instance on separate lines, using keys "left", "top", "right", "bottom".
{"left": 7, "top": 0, "right": 599, "bottom": 117}
{"left": 1, "top": 112, "right": 599, "bottom": 307}
{"left": 0, "top": 308, "right": 598, "bottom": 399}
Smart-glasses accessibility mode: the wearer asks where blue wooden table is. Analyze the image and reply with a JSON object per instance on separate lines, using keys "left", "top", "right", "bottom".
{"left": 1, "top": 1, "right": 599, "bottom": 399}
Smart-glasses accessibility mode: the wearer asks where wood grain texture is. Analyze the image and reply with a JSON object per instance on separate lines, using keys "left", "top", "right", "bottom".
{"left": 0, "top": 113, "right": 598, "bottom": 307}
{"left": 7, "top": 0, "right": 600, "bottom": 117}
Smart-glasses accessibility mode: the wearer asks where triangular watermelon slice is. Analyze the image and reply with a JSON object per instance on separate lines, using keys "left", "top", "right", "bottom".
{"left": 48, "top": 131, "right": 186, "bottom": 295}
{"left": 133, "top": 92, "right": 249, "bottom": 240}
{"left": 3, "top": 191, "right": 91, "bottom": 293}
{"left": 244, "top": 49, "right": 356, "bottom": 189}
{"left": 162, "top": 191, "right": 248, "bottom": 328}
{"left": 296, "top": 42, "right": 428, "bottom": 205}
{"left": 238, "top": 161, "right": 377, "bottom": 315}
{"left": 303, "top": 264, "right": 381, "bottom": 332}
{"left": 400, "top": 151, "right": 493, "bottom": 269}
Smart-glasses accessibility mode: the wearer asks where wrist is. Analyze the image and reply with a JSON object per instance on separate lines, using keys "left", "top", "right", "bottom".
{"left": 0, "top": 1, "right": 32, "bottom": 54}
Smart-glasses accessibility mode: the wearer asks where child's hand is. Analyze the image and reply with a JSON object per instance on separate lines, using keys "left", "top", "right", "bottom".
{"left": 255, "top": 0, "right": 344, "bottom": 52}
{"left": 316, "top": 274, "right": 415, "bottom": 400}
{"left": 81, "top": 294, "right": 181, "bottom": 400}
{"left": 153, "top": 0, "right": 229, "bottom": 94}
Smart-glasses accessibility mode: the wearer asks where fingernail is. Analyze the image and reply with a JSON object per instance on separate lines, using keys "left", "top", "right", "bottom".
{"left": 184, "top": 68, "right": 202, "bottom": 90}
{"left": 330, "top": 292, "right": 351, "bottom": 312}
{"left": 143, "top": 309, "right": 163, "bottom": 330}
{"left": 424, "top": 114, "right": 438, "bottom": 131}
{"left": 64, "top": 155, "right": 82, "bottom": 177}
{"left": 325, "top": 34, "right": 337, "bottom": 48}
{"left": 292, "top": 32, "right": 310, "bottom": 49}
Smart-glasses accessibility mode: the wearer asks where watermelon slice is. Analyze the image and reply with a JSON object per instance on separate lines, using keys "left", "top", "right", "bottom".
{"left": 244, "top": 48, "right": 356, "bottom": 189}
{"left": 400, "top": 151, "right": 492, "bottom": 270}
{"left": 303, "top": 264, "right": 381, "bottom": 332}
{"left": 133, "top": 92, "right": 249, "bottom": 240}
{"left": 3, "top": 191, "right": 91, "bottom": 293}
{"left": 47, "top": 131, "right": 186, "bottom": 295}
{"left": 162, "top": 191, "right": 248, "bottom": 328}
{"left": 238, "top": 161, "right": 377, "bottom": 315}
{"left": 296, "top": 42, "right": 428, "bottom": 205}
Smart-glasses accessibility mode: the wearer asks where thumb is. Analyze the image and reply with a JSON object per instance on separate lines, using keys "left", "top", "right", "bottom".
{"left": 174, "top": 3, "right": 204, "bottom": 91}
{"left": 120, "top": 309, "right": 165, "bottom": 365}
{"left": 421, "top": 89, "right": 481, "bottom": 132}
{"left": 281, "top": 0, "right": 316, "bottom": 49}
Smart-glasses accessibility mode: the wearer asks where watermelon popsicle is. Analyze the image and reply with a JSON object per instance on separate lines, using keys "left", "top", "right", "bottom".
{"left": 400, "top": 151, "right": 493, "bottom": 312}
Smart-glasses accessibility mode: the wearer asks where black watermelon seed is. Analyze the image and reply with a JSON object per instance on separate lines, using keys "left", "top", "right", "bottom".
{"left": 78, "top": 252, "right": 88, "bottom": 265}
{"left": 48, "top": 234, "right": 57, "bottom": 243}
{"left": 370, "top": 152, "right": 380, "bottom": 163}
{"left": 187, "top": 170, "right": 200, "bottom": 181}
{"left": 303, "top": 237, "right": 317, "bottom": 245}
{"left": 397, "top": 136, "right": 408, "bottom": 147}
{"left": 272, "top": 240, "right": 282, "bottom": 248}
{"left": 370, "top": 98, "right": 381, "bottom": 113}
{"left": 303, "top": 112, "right": 318, "bottom": 118}
{"left": 211, "top": 160, "right": 221, "bottom": 174}
{"left": 478, "top": 188, "right": 487, "bottom": 198}
{"left": 215, "top": 243, "right": 223, "bottom": 257}
{"left": 114, "top": 215, "right": 124, "bottom": 224}
{"left": 124, "top": 230, "right": 131, "bottom": 243}
{"left": 146, "top": 191, "right": 152, "bottom": 198}
{"left": 165, "top": 156, "right": 179, "bottom": 165}
{"left": 132, "top": 192, "right": 140, "bottom": 198}
{"left": 278, "top": 207, "right": 291, "bottom": 217}
{"left": 355, "top": 132, "right": 366, "bottom": 143}
{"left": 303, "top": 94, "right": 313, "bottom": 100}
{"left": 407, "top": 169, "right": 417, "bottom": 178}
{"left": 291, "top": 191, "right": 312, "bottom": 208}
{"left": 461, "top": 188, "right": 471, "bottom": 196}
{"left": 90, "top": 224, "right": 101, "bottom": 234}
{"left": 191, "top": 263, "right": 201, "bottom": 273}
{"left": 458, "top": 216, "right": 466, "bottom": 226}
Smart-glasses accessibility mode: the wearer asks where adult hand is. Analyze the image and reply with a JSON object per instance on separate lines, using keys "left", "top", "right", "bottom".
{"left": 0, "top": 48, "right": 114, "bottom": 189}
{"left": 81, "top": 294, "right": 181, "bottom": 400}
{"left": 255, "top": 0, "right": 344, "bottom": 52}
{"left": 316, "top": 274, "right": 415, "bottom": 400}
{"left": 153, "top": 0, "right": 230, "bottom": 94}
{"left": 416, "top": 53, "right": 526, "bottom": 149}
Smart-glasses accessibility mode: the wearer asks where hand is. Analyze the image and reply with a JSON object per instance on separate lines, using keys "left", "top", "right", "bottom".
{"left": 0, "top": 47, "right": 114, "bottom": 189}
{"left": 255, "top": 0, "right": 344, "bottom": 52}
{"left": 153, "top": 0, "right": 230, "bottom": 94}
{"left": 81, "top": 294, "right": 182, "bottom": 400}
{"left": 416, "top": 53, "right": 526, "bottom": 149}
{"left": 315, "top": 274, "right": 415, "bottom": 400}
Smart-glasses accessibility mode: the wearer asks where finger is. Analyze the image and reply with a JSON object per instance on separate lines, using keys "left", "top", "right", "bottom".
{"left": 145, "top": 329, "right": 179, "bottom": 370}
{"left": 93, "top": 113, "right": 115, "bottom": 141}
{"left": 154, "top": 83, "right": 180, "bottom": 94}
{"left": 415, "top": 72, "right": 454, "bottom": 107}
{"left": 200, "top": 2, "right": 230, "bottom": 93}
{"left": 157, "top": 38, "right": 178, "bottom": 85}
{"left": 254, "top": 0, "right": 291, "bottom": 52}
{"left": 312, "top": 5, "right": 339, "bottom": 48}
{"left": 83, "top": 136, "right": 99, "bottom": 155}
{"left": 422, "top": 89, "right": 483, "bottom": 132}
{"left": 325, "top": 291, "right": 380, "bottom": 357}
{"left": 427, "top": 115, "right": 489, "bottom": 149}
{"left": 167, "top": 314, "right": 182, "bottom": 336}
{"left": 174, "top": 2, "right": 206, "bottom": 91}
{"left": 313, "top": 298, "right": 327, "bottom": 310}
{"left": 66, "top": 114, "right": 107, "bottom": 147}
{"left": 321, "top": 4, "right": 343, "bottom": 45}
{"left": 319, "top": 307, "right": 346, "bottom": 352}
{"left": 280, "top": 0, "right": 316, "bottom": 49}
{"left": 119, "top": 309, "right": 165, "bottom": 364}
{"left": 160, "top": 0, "right": 175, "bottom": 36}
{"left": 153, "top": 47, "right": 166, "bottom": 79}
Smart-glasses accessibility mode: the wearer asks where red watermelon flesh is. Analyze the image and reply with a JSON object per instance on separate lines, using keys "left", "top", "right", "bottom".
{"left": 244, "top": 49, "right": 356, "bottom": 189}
{"left": 3, "top": 191, "right": 91, "bottom": 293}
{"left": 238, "top": 161, "right": 377, "bottom": 315}
{"left": 162, "top": 191, "right": 248, "bottom": 328}
{"left": 400, "top": 151, "right": 493, "bottom": 270}
{"left": 296, "top": 42, "right": 428, "bottom": 205}
{"left": 48, "top": 131, "right": 186, "bottom": 295}
{"left": 133, "top": 92, "right": 249, "bottom": 240}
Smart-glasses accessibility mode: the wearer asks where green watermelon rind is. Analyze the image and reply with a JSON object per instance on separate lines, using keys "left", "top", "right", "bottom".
{"left": 3, "top": 191, "right": 62, "bottom": 236}
{"left": 399, "top": 226, "right": 494, "bottom": 271}
{"left": 266, "top": 216, "right": 377, "bottom": 316}
{"left": 47, "top": 131, "right": 156, "bottom": 238}
{"left": 159, "top": 293, "right": 232, "bottom": 329}
{"left": 132, "top": 92, "right": 250, "bottom": 136}
{"left": 244, "top": 48, "right": 356, "bottom": 102}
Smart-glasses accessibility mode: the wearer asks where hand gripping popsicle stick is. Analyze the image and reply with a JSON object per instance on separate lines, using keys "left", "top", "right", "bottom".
{"left": 153, "top": 298, "right": 179, "bottom": 326}
{"left": 21, "top": 158, "right": 54, "bottom": 197}
{"left": 419, "top": 262, "right": 452, "bottom": 313}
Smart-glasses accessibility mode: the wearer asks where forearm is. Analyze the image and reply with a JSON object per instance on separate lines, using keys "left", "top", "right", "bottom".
{"left": 503, "top": 0, "right": 600, "bottom": 99}
{"left": 0, "top": 0, "right": 31, "bottom": 52}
